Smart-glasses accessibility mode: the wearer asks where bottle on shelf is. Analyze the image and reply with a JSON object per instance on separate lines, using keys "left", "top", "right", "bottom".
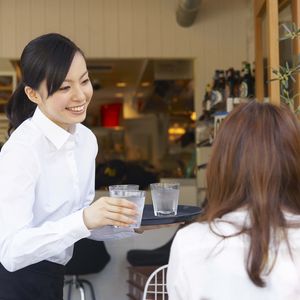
{"left": 225, "top": 68, "right": 235, "bottom": 112}
{"left": 202, "top": 83, "right": 212, "bottom": 114}
{"left": 210, "top": 70, "right": 225, "bottom": 112}
{"left": 233, "top": 70, "right": 241, "bottom": 98}
{"left": 239, "top": 61, "right": 255, "bottom": 99}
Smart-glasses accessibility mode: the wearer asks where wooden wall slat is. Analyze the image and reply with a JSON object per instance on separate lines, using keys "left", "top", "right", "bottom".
{"left": 255, "top": 15, "right": 264, "bottom": 101}
{"left": 0, "top": 0, "right": 16, "bottom": 57}
{"left": 0, "top": 0, "right": 253, "bottom": 63}
{"left": 88, "top": 0, "right": 104, "bottom": 57}
{"left": 291, "top": 0, "right": 300, "bottom": 109}
{"left": 103, "top": 0, "right": 119, "bottom": 57}
{"left": 132, "top": 0, "right": 147, "bottom": 57}
{"left": 118, "top": 0, "right": 133, "bottom": 57}
{"left": 119, "top": 0, "right": 133, "bottom": 57}
{"left": 255, "top": 0, "right": 266, "bottom": 17}
{"left": 161, "top": 0, "right": 176, "bottom": 58}
{"left": 60, "top": 0, "right": 75, "bottom": 40}
{"left": 200, "top": 0, "right": 219, "bottom": 78}
{"left": 15, "top": 0, "right": 31, "bottom": 57}
{"left": 266, "top": 0, "right": 280, "bottom": 104}
{"left": 145, "top": 0, "right": 161, "bottom": 57}
{"left": 74, "top": 0, "right": 90, "bottom": 54}
{"left": 31, "top": 0, "right": 46, "bottom": 39}
{"left": 231, "top": 0, "right": 249, "bottom": 69}
{"left": 45, "top": 0, "right": 60, "bottom": 33}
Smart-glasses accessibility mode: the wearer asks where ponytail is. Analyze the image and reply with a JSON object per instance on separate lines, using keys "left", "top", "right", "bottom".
{"left": 5, "top": 82, "right": 37, "bottom": 135}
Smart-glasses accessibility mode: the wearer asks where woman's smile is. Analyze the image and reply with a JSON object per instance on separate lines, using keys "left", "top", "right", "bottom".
{"left": 66, "top": 104, "right": 86, "bottom": 113}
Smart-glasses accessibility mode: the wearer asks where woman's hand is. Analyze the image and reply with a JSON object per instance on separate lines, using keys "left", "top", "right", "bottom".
{"left": 83, "top": 196, "right": 138, "bottom": 230}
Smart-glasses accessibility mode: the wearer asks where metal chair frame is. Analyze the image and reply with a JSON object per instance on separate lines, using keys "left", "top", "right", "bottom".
{"left": 64, "top": 275, "right": 96, "bottom": 300}
{"left": 142, "top": 264, "right": 168, "bottom": 300}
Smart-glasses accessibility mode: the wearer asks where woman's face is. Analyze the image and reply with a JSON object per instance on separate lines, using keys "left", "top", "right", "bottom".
{"left": 37, "top": 52, "right": 93, "bottom": 131}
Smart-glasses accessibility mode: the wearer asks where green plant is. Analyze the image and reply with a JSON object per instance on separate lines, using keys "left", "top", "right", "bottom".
{"left": 271, "top": 23, "right": 300, "bottom": 114}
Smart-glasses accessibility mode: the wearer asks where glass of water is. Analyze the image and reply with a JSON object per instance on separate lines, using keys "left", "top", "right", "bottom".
{"left": 108, "top": 185, "right": 139, "bottom": 195}
{"left": 109, "top": 189, "right": 145, "bottom": 228}
{"left": 150, "top": 183, "right": 180, "bottom": 216}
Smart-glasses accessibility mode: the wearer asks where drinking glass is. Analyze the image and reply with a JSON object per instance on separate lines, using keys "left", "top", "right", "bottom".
{"left": 109, "top": 189, "right": 145, "bottom": 228}
{"left": 108, "top": 184, "right": 139, "bottom": 194}
{"left": 150, "top": 183, "right": 180, "bottom": 216}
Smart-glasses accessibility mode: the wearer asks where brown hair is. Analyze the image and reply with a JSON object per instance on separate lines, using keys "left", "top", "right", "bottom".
{"left": 200, "top": 100, "right": 300, "bottom": 287}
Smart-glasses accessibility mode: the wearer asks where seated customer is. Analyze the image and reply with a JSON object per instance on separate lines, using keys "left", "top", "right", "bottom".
{"left": 167, "top": 101, "right": 300, "bottom": 300}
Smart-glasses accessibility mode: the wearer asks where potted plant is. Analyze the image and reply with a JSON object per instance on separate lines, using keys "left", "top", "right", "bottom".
{"left": 272, "top": 23, "right": 300, "bottom": 114}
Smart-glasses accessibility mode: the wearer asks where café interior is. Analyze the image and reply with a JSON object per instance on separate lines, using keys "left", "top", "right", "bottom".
{"left": 0, "top": 0, "right": 299, "bottom": 299}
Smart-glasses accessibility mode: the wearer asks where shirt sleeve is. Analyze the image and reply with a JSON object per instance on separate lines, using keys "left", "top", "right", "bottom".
{"left": 167, "top": 231, "right": 189, "bottom": 300}
{"left": 89, "top": 226, "right": 136, "bottom": 240}
{"left": 0, "top": 144, "right": 91, "bottom": 272}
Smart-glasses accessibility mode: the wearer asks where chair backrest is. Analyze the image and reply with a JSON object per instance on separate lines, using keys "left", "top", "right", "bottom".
{"left": 142, "top": 264, "right": 168, "bottom": 300}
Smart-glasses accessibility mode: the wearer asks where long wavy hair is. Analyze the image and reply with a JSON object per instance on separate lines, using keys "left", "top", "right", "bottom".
{"left": 200, "top": 100, "right": 300, "bottom": 287}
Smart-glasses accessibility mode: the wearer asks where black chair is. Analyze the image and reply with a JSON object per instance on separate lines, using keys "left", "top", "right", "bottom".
{"left": 64, "top": 238, "right": 110, "bottom": 300}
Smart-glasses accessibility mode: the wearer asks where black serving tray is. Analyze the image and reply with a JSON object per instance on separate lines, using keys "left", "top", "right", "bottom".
{"left": 141, "top": 204, "right": 202, "bottom": 226}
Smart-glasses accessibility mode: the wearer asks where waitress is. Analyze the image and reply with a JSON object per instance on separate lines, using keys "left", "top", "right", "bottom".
{"left": 0, "top": 33, "right": 137, "bottom": 300}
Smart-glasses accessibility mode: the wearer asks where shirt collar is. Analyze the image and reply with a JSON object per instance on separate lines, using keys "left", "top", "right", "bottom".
{"left": 31, "top": 107, "right": 78, "bottom": 150}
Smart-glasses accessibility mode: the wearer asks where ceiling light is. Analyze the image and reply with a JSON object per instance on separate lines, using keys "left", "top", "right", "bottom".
{"left": 190, "top": 112, "right": 196, "bottom": 121}
{"left": 115, "top": 93, "right": 124, "bottom": 98}
{"left": 116, "top": 82, "right": 127, "bottom": 88}
{"left": 168, "top": 127, "right": 186, "bottom": 135}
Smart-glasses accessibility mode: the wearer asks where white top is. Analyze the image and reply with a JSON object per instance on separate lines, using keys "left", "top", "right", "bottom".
{"left": 167, "top": 211, "right": 300, "bottom": 300}
{"left": 0, "top": 107, "right": 133, "bottom": 272}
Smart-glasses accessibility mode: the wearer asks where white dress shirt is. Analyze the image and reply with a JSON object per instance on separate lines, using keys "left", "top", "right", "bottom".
{"left": 0, "top": 107, "right": 133, "bottom": 272}
{"left": 167, "top": 211, "right": 300, "bottom": 300}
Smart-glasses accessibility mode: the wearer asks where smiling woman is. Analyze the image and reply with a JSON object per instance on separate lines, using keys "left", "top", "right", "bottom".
{"left": 24, "top": 52, "right": 93, "bottom": 131}
{"left": 0, "top": 33, "right": 139, "bottom": 300}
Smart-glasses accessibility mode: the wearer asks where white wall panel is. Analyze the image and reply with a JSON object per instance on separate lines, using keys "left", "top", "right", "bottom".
{"left": 0, "top": 0, "right": 253, "bottom": 61}
{"left": 118, "top": 0, "right": 133, "bottom": 57}
{"left": 103, "top": 0, "right": 119, "bottom": 57}
{"left": 15, "top": 0, "right": 31, "bottom": 57}
{"left": 145, "top": 0, "right": 161, "bottom": 57}
{"left": 0, "top": 0, "right": 16, "bottom": 57}
{"left": 74, "top": 0, "right": 89, "bottom": 54}
{"left": 60, "top": 0, "right": 75, "bottom": 42}
{"left": 132, "top": 0, "right": 147, "bottom": 57}
{"left": 45, "top": 0, "right": 60, "bottom": 33}
{"left": 88, "top": 0, "right": 105, "bottom": 57}
{"left": 31, "top": 0, "right": 47, "bottom": 40}
{"left": 231, "top": 0, "right": 250, "bottom": 68}
{"left": 161, "top": 0, "right": 176, "bottom": 58}
{"left": 0, "top": 0, "right": 254, "bottom": 113}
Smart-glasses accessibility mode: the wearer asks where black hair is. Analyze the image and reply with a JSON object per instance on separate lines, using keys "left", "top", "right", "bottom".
{"left": 6, "top": 33, "right": 84, "bottom": 134}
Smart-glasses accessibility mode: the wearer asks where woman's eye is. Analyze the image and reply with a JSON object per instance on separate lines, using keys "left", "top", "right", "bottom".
{"left": 82, "top": 78, "right": 90, "bottom": 84}
{"left": 59, "top": 86, "right": 70, "bottom": 91}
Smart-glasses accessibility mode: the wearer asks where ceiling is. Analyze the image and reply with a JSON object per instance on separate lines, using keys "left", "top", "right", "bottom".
{"left": 86, "top": 58, "right": 195, "bottom": 116}
{"left": 87, "top": 59, "right": 151, "bottom": 103}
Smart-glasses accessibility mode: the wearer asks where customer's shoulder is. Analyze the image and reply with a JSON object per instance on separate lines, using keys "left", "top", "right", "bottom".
{"left": 175, "top": 222, "right": 211, "bottom": 242}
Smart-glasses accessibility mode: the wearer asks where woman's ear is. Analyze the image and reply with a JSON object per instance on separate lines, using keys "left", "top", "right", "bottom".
{"left": 24, "top": 86, "right": 42, "bottom": 104}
